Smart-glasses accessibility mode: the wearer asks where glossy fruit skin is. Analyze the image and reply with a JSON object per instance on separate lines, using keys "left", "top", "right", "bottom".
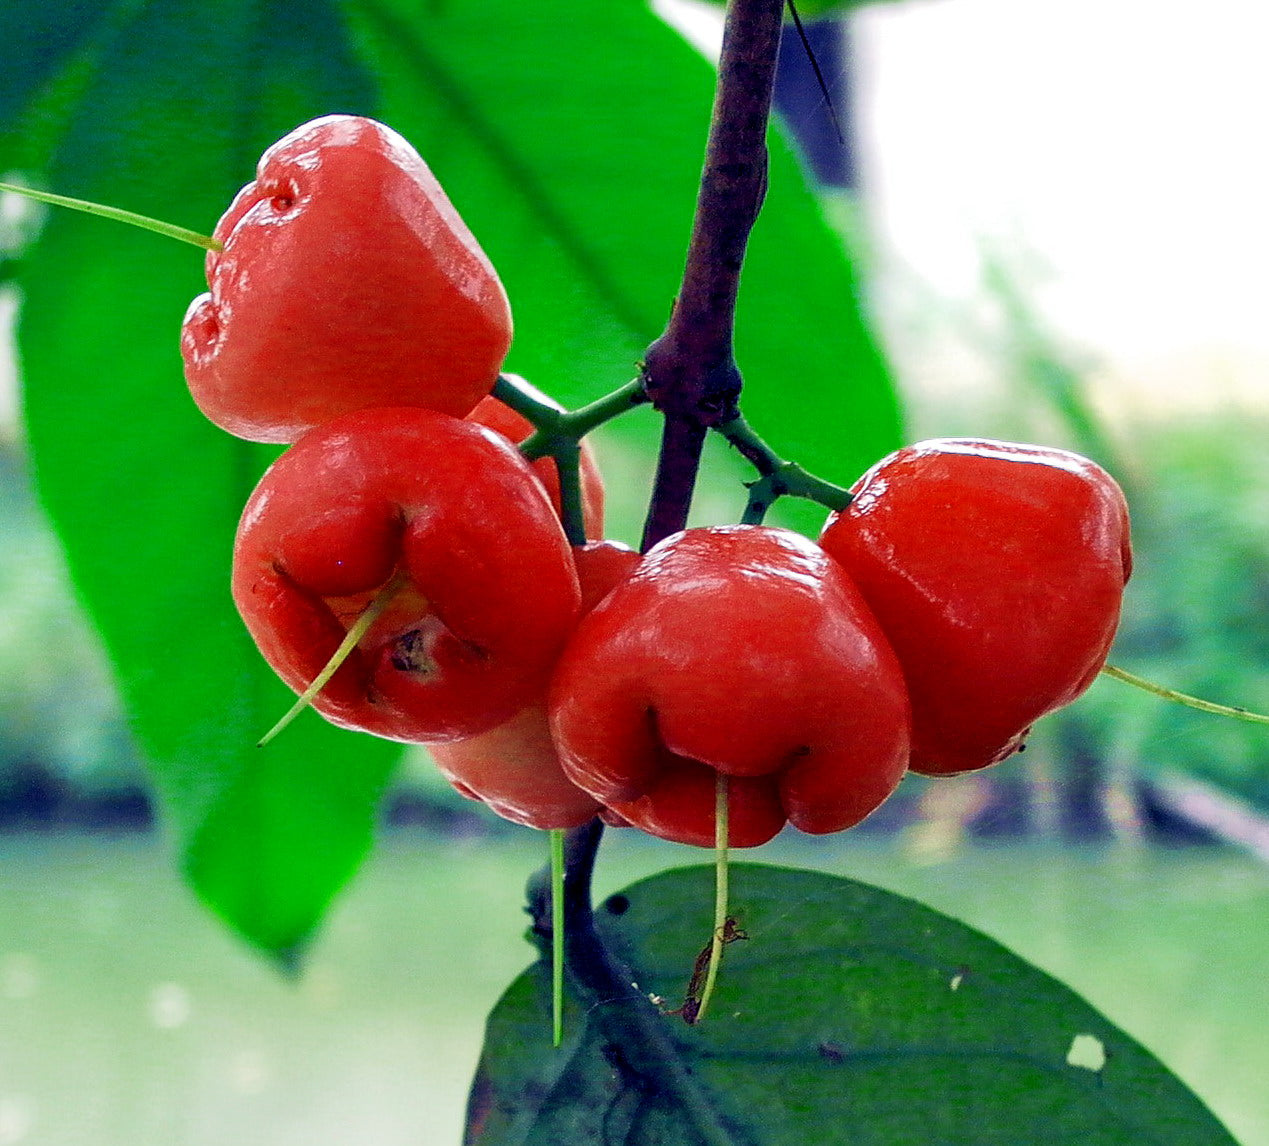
{"left": 182, "top": 115, "right": 512, "bottom": 443}
{"left": 428, "top": 540, "right": 640, "bottom": 829}
{"left": 549, "top": 526, "right": 911, "bottom": 848}
{"left": 819, "top": 438, "right": 1132, "bottom": 776}
{"left": 232, "top": 407, "right": 580, "bottom": 743}
{"left": 466, "top": 375, "right": 605, "bottom": 539}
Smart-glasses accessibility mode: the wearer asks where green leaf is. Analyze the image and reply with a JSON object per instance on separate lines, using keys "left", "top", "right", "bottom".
{"left": 468, "top": 864, "right": 1235, "bottom": 1145}
{"left": 0, "top": 0, "right": 118, "bottom": 169}
{"left": 15, "top": 0, "right": 396, "bottom": 958}
{"left": 342, "top": 0, "right": 901, "bottom": 527}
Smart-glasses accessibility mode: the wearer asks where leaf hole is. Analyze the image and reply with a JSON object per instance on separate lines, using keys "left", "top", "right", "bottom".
{"left": 1066, "top": 1032, "right": 1107, "bottom": 1072}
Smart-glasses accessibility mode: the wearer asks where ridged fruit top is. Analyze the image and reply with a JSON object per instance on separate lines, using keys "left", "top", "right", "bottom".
{"left": 182, "top": 115, "right": 512, "bottom": 443}
{"left": 820, "top": 438, "right": 1132, "bottom": 776}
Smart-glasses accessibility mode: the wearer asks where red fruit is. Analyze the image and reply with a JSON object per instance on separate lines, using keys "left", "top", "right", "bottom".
{"left": 570, "top": 539, "right": 643, "bottom": 615}
{"left": 428, "top": 540, "right": 641, "bottom": 830}
{"left": 232, "top": 407, "right": 580, "bottom": 743}
{"left": 182, "top": 115, "right": 512, "bottom": 443}
{"left": 819, "top": 438, "right": 1132, "bottom": 776}
{"left": 466, "top": 375, "right": 605, "bottom": 539}
{"left": 549, "top": 526, "right": 911, "bottom": 848}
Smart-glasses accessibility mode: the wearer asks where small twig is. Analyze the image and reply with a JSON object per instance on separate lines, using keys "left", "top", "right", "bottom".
{"left": 491, "top": 373, "right": 648, "bottom": 545}
{"left": 784, "top": 0, "right": 845, "bottom": 146}
{"left": 721, "top": 414, "right": 853, "bottom": 521}
{"left": 641, "top": 416, "right": 709, "bottom": 551}
{"left": 517, "top": 377, "right": 649, "bottom": 460}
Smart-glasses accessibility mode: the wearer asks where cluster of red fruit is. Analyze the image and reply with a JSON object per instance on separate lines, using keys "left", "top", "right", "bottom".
{"left": 181, "top": 115, "right": 1132, "bottom": 850}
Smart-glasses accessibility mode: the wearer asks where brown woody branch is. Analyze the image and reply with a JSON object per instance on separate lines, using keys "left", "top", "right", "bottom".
{"left": 640, "top": 0, "right": 785, "bottom": 552}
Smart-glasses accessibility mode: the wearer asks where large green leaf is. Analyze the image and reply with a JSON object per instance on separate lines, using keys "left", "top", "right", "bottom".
{"left": 342, "top": 0, "right": 901, "bottom": 516}
{"left": 468, "top": 864, "right": 1235, "bottom": 1144}
{"left": 15, "top": 0, "right": 397, "bottom": 957}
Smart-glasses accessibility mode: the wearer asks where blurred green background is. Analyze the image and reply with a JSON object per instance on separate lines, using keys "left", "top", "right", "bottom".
{"left": 2, "top": 0, "right": 1267, "bottom": 1143}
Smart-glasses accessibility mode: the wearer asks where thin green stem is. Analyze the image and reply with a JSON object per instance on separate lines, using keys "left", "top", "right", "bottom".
{"left": 560, "top": 377, "right": 650, "bottom": 440}
{"left": 718, "top": 412, "right": 783, "bottom": 476}
{"left": 491, "top": 374, "right": 646, "bottom": 545}
{"left": 741, "top": 475, "right": 778, "bottom": 525}
{"left": 553, "top": 440, "right": 588, "bottom": 547}
{"left": 718, "top": 414, "right": 854, "bottom": 515}
{"left": 694, "top": 772, "right": 731, "bottom": 1025}
{"left": 549, "top": 828, "right": 566, "bottom": 1048}
{"left": 0, "top": 180, "right": 221, "bottom": 251}
{"left": 491, "top": 373, "right": 563, "bottom": 427}
{"left": 519, "top": 377, "right": 649, "bottom": 459}
{"left": 1101, "top": 663, "right": 1269, "bottom": 725}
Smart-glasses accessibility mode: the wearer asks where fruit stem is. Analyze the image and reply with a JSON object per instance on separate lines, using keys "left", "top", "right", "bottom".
{"left": 555, "top": 377, "right": 651, "bottom": 442}
{"left": 506, "top": 375, "right": 649, "bottom": 458}
{"left": 692, "top": 772, "right": 731, "bottom": 1025}
{"left": 257, "top": 571, "right": 409, "bottom": 747}
{"left": 0, "top": 180, "right": 222, "bottom": 251}
{"left": 550, "top": 828, "right": 566, "bottom": 1048}
{"left": 553, "top": 439, "right": 588, "bottom": 547}
{"left": 494, "top": 374, "right": 648, "bottom": 545}
{"left": 492, "top": 373, "right": 564, "bottom": 427}
{"left": 1101, "top": 663, "right": 1269, "bottom": 725}
{"left": 723, "top": 414, "right": 854, "bottom": 520}
{"left": 739, "top": 482, "right": 773, "bottom": 525}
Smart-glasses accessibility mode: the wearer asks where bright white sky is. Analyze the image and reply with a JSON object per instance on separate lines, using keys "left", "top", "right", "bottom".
{"left": 658, "top": 0, "right": 1269, "bottom": 412}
